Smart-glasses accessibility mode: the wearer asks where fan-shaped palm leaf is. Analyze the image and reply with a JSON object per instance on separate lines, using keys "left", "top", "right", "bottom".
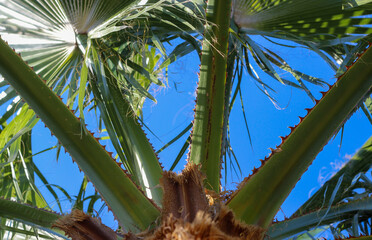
{"left": 0, "top": 0, "right": 204, "bottom": 208}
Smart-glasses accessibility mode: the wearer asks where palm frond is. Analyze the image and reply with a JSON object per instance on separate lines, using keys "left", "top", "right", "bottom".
{"left": 233, "top": 0, "right": 372, "bottom": 42}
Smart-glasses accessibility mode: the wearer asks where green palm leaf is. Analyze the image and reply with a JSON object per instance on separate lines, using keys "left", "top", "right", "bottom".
{"left": 295, "top": 136, "right": 372, "bottom": 216}
{"left": 233, "top": 0, "right": 372, "bottom": 42}
{"left": 268, "top": 197, "right": 372, "bottom": 239}
{"left": 267, "top": 136, "right": 372, "bottom": 239}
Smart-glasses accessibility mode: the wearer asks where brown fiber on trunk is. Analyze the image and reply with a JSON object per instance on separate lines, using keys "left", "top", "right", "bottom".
{"left": 53, "top": 165, "right": 265, "bottom": 240}
{"left": 160, "top": 163, "right": 209, "bottom": 222}
{"left": 52, "top": 209, "right": 117, "bottom": 240}
{"left": 144, "top": 164, "right": 265, "bottom": 240}
{"left": 146, "top": 206, "right": 265, "bottom": 240}
{"left": 215, "top": 205, "right": 265, "bottom": 239}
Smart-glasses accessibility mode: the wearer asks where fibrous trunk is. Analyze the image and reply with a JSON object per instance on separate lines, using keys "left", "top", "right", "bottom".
{"left": 54, "top": 164, "right": 265, "bottom": 240}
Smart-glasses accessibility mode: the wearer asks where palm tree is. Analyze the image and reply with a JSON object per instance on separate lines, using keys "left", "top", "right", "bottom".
{"left": 0, "top": 0, "right": 371, "bottom": 239}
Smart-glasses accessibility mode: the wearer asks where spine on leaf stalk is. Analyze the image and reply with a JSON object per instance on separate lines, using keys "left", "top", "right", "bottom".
{"left": 227, "top": 43, "right": 372, "bottom": 228}
{"left": 0, "top": 37, "right": 160, "bottom": 232}
{"left": 188, "top": 0, "right": 232, "bottom": 193}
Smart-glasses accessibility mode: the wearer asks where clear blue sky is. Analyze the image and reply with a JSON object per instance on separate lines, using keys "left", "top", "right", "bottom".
{"left": 30, "top": 36, "right": 372, "bottom": 230}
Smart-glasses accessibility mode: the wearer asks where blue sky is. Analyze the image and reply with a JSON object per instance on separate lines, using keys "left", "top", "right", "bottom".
{"left": 29, "top": 36, "right": 372, "bottom": 231}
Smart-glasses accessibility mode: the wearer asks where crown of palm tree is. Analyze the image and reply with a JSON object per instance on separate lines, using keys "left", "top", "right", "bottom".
{"left": 0, "top": 0, "right": 372, "bottom": 239}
